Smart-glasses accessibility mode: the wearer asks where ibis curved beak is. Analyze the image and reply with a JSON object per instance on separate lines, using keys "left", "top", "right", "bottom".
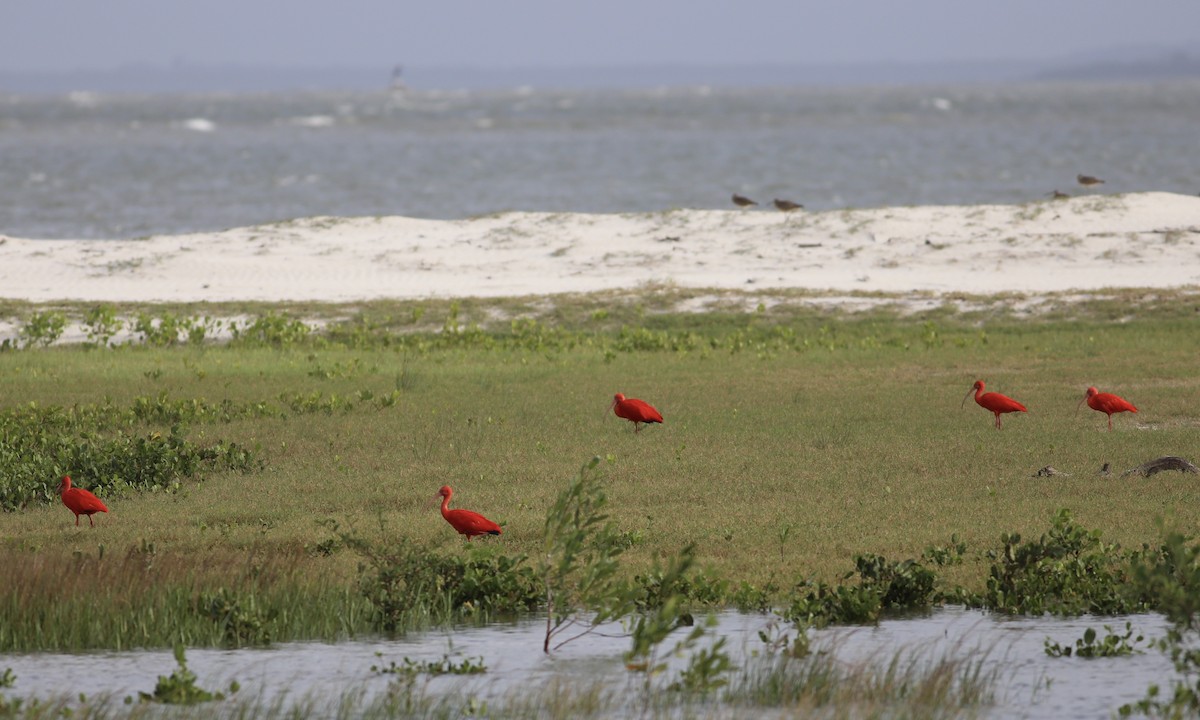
{"left": 1075, "top": 394, "right": 1088, "bottom": 417}
{"left": 961, "top": 387, "right": 973, "bottom": 410}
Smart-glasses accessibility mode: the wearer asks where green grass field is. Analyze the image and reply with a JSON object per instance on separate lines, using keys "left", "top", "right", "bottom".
{"left": 2, "top": 289, "right": 1199, "bottom": 652}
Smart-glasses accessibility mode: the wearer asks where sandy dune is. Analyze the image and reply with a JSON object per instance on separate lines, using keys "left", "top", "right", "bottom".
{"left": 1, "top": 192, "right": 1198, "bottom": 304}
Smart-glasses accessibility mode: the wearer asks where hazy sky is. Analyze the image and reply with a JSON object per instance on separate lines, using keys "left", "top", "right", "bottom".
{"left": 5, "top": 0, "right": 1199, "bottom": 73}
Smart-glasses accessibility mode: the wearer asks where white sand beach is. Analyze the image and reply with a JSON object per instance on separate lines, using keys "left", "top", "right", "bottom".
{"left": 1, "top": 192, "right": 1198, "bottom": 305}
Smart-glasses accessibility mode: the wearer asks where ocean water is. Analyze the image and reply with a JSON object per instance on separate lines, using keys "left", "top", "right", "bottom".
{"left": 1, "top": 81, "right": 1198, "bottom": 239}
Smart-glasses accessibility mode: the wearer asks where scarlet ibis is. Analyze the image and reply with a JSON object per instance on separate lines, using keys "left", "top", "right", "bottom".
{"left": 436, "top": 485, "right": 501, "bottom": 541}
{"left": 731, "top": 193, "right": 758, "bottom": 208}
{"left": 1078, "top": 386, "right": 1138, "bottom": 431}
{"left": 58, "top": 475, "right": 108, "bottom": 527}
{"left": 962, "top": 380, "right": 1027, "bottom": 429}
{"left": 612, "top": 393, "right": 663, "bottom": 433}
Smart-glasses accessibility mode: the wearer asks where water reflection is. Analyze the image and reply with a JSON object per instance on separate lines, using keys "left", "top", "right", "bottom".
{"left": 0, "top": 607, "right": 1175, "bottom": 718}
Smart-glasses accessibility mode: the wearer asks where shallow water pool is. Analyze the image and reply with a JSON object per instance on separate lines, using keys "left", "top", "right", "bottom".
{"left": 0, "top": 607, "right": 1178, "bottom": 717}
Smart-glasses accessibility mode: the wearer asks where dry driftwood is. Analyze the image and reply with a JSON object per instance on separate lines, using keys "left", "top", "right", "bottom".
{"left": 1122, "top": 456, "right": 1200, "bottom": 478}
{"left": 1033, "top": 465, "right": 1070, "bottom": 477}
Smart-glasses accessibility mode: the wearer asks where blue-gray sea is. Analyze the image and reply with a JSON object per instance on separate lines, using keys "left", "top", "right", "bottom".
{"left": 2, "top": 80, "right": 1198, "bottom": 239}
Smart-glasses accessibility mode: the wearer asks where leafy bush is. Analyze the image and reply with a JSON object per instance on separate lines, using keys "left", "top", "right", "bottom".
{"left": 19, "top": 311, "right": 67, "bottom": 348}
{"left": 540, "top": 456, "right": 633, "bottom": 653}
{"left": 783, "top": 580, "right": 883, "bottom": 627}
{"left": 980, "top": 509, "right": 1142, "bottom": 615}
{"left": 854, "top": 553, "right": 938, "bottom": 610}
{"left": 782, "top": 553, "right": 938, "bottom": 627}
{"left": 1120, "top": 531, "right": 1200, "bottom": 717}
{"left": 1045, "top": 623, "right": 1144, "bottom": 658}
{"left": 83, "top": 304, "right": 124, "bottom": 348}
{"left": 230, "top": 312, "right": 312, "bottom": 347}
{"left": 136, "top": 645, "right": 235, "bottom": 705}
{"left": 134, "top": 312, "right": 187, "bottom": 346}
{"left": 632, "top": 565, "right": 728, "bottom": 611}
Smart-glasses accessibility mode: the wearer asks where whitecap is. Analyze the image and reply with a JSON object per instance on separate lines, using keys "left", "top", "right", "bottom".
{"left": 181, "top": 118, "right": 216, "bottom": 133}
{"left": 66, "top": 91, "right": 100, "bottom": 107}
{"left": 291, "top": 115, "right": 335, "bottom": 128}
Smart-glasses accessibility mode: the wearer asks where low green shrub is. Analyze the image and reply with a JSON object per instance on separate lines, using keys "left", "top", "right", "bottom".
{"left": 19, "top": 311, "right": 66, "bottom": 348}
{"left": 980, "top": 509, "right": 1142, "bottom": 615}
{"left": 135, "top": 644, "right": 236, "bottom": 705}
{"left": 1045, "top": 623, "right": 1145, "bottom": 658}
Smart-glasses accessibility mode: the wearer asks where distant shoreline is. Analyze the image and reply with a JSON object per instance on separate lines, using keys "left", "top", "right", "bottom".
{"left": 4, "top": 54, "right": 1200, "bottom": 95}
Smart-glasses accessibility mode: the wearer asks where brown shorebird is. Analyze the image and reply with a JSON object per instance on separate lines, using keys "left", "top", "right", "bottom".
{"left": 1048, "top": 189, "right": 1070, "bottom": 199}
{"left": 1077, "top": 174, "right": 1105, "bottom": 187}
{"left": 773, "top": 198, "right": 803, "bottom": 212}
{"left": 731, "top": 193, "right": 758, "bottom": 208}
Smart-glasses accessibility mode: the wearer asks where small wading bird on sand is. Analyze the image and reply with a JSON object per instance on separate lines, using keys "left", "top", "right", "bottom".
{"left": 962, "top": 380, "right": 1027, "bottom": 429}
{"left": 773, "top": 198, "right": 803, "bottom": 212}
{"left": 1077, "top": 386, "right": 1138, "bottom": 431}
{"left": 436, "top": 485, "right": 501, "bottom": 541}
{"left": 1077, "top": 174, "right": 1105, "bottom": 187}
{"left": 612, "top": 392, "right": 663, "bottom": 433}
{"left": 731, "top": 193, "right": 758, "bottom": 208}
{"left": 59, "top": 475, "right": 108, "bottom": 527}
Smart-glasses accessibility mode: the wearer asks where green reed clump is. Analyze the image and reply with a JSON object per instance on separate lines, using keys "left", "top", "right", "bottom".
{"left": 0, "top": 545, "right": 374, "bottom": 652}
{"left": 980, "top": 508, "right": 1144, "bottom": 615}
{"left": 334, "top": 523, "right": 541, "bottom": 632}
{"left": 726, "top": 631, "right": 999, "bottom": 717}
{"left": 200, "top": 588, "right": 276, "bottom": 648}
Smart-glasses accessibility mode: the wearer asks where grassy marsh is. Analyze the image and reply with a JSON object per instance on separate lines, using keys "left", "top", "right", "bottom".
{"left": 2, "top": 289, "right": 1200, "bottom": 653}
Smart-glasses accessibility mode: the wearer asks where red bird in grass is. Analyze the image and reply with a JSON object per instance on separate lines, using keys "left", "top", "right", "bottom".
{"left": 611, "top": 393, "right": 663, "bottom": 433}
{"left": 962, "top": 380, "right": 1027, "bottom": 429}
{"left": 1078, "top": 386, "right": 1138, "bottom": 431}
{"left": 436, "top": 485, "right": 501, "bottom": 541}
{"left": 59, "top": 475, "right": 108, "bottom": 527}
